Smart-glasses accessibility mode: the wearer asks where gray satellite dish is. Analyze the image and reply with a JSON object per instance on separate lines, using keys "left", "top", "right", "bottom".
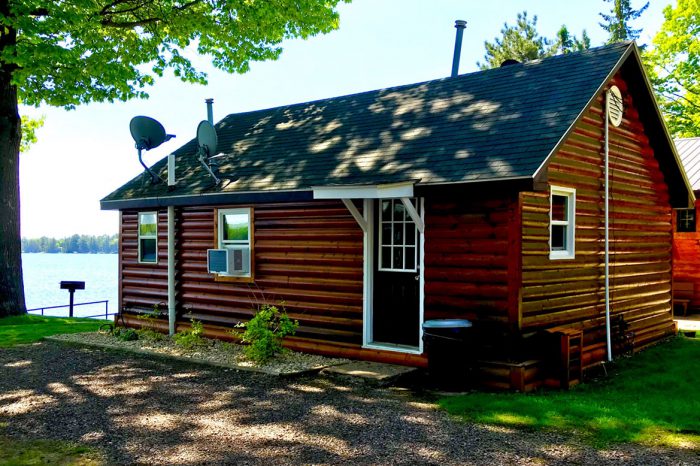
{"left": 196, "top": 120, "right": 220, "bottom": 184}
{"left": 129, "top": 116, "right": 175, "bottom": 183}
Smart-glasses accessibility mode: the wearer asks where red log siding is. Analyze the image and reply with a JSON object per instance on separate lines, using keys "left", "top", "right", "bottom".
{"left": 672, "top": 197, "right": 700, "bottom": 310}
{"left": 120, "top": 210, "right": 169, "bottom": 311}
{"left": 520, "top": 76, "right": 675, "bottom": 368}
{"left": 424, "top": 196, "right": 515, "bottom": 324}
{"left": 175, "top": 201, "right": 363, "bottom": 344}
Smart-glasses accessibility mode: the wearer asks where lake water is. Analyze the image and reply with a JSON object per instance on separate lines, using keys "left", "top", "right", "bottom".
{"left": 22, "top": 253, "right": 118, "bottom": 319}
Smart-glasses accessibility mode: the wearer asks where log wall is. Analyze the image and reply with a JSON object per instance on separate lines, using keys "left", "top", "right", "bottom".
{"left": 423, "top": 196, "right": 516, "bottom": 325}
{"left": 122, "top": 201, "right": 365, "bottom": 344}
{"left": 672, "top": 196, "right": 700, "bottom": 311}
{"left": 520, "top": 76, "right": 675, "bottom": 369}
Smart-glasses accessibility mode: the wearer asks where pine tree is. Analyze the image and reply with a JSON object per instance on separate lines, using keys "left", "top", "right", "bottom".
{"left": 599, "top": 0, "right": 649, "bottom": 43}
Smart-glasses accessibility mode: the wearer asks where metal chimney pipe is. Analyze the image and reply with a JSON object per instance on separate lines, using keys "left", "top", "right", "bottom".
{"left": 451, "top": 20, "right": 467, "bottom": 78}
{"left": 205, "top": 98, "right": 214, "bottom": 124}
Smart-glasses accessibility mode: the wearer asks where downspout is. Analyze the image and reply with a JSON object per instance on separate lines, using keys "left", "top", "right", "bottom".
{"left": 604, "top": 91, "right": 612, "bottom": 362}
{"left": 167, "top": 153, "right": 177, "bottom": 335}
{"left": 167, "top": 204, "right": 176, "bottom": 335}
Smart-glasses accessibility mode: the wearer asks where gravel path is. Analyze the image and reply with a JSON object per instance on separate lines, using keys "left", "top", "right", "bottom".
{"left": 0, "top": 342, "right": 696, "bottom": 465}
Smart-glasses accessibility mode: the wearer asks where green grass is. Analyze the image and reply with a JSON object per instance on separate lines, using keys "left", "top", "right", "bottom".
{"left": 0, "top": 314, "right": 108, "bottom": 348}
{"left": 440, "top": 336, "right": 700, "bottom": 449}
{"left": 0, "top": 435, "right": 103, "bottom": 465}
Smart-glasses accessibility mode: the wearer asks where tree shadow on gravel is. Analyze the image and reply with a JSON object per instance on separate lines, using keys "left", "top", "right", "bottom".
{"left": 0, "top": 342, "right": 696, "bottom": 465}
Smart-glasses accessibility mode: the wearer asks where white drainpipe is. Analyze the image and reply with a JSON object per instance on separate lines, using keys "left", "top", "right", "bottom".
{"left": 167, "top": 153, "right": 177, "bottom": 335}
{"left": 604, "top": 91, "right": 612, "bottom": 362}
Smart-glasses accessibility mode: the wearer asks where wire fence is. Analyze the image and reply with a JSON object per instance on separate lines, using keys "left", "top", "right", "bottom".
{"left": 27, "top": 300, "right": 115, "bottom": 320}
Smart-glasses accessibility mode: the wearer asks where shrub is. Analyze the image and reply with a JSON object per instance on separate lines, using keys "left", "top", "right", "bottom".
{"left": 173, "top": 319, "right": 207, "bottom": 350}
{"left": 237, "top": 304, "right": 298, "bottom": 364}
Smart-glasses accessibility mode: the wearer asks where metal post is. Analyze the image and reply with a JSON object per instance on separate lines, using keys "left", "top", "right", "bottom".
{"left": 68, "top": 290, "right": 75, "bottom": 317}
{"left": 105, "top": 301, "right": 109, "bottom": 320}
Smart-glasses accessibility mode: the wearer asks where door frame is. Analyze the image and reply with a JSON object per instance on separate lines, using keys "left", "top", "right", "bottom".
{"left": 362, "top": 198, "right": 425, "bottom": 354}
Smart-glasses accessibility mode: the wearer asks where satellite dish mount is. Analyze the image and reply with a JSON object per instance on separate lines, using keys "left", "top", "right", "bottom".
{"left": 197, "top": 120, "right": 220, "bottom": 185}
{"left": 129, "top": 116, "right": 175, "bottom": 183}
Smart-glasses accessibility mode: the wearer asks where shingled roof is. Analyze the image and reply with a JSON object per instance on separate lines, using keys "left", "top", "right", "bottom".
{"left": 101, "top": 41, "right": 691, "bottom": 209}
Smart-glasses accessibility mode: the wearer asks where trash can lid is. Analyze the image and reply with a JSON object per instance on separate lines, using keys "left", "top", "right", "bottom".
{"left": 422, "top": 319, "right": 472, "bottom": 329}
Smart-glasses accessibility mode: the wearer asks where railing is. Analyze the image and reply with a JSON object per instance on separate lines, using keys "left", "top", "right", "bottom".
{"left": 27, "top": 300, "right": 114, "bottom": 320}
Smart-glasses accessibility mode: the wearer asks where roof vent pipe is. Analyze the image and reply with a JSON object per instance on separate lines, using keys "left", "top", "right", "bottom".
{"left": 205, "top": 98, "right": 214, "bottom": 124}
{"left": 451, "top": 20, "right": 467, "bottom": 78}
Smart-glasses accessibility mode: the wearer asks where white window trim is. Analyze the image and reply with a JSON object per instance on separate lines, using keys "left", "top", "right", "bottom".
{"left": 217, "top": 207, "right": 252, "bottom": 277}
{"left": 549, "top": 186, "right": 576, "bottom": 260}
{"left": 138, "top": 211, "right": 158, "bottom": 264}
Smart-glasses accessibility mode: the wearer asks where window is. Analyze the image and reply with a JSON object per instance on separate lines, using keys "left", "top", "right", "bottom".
{"left": 217, "top": 208, "right": 253, "bottom": 277}
{"left": 138, "top": 212, "right": 158, "bottom": 263}
{"left": 378, "top": 199, "right": 418, "bottom": 272}
{"left": 677, "top": 209, "right": 696, "bottom": 233}
{"left": 549, "top": 187, "right": 576, "bottom": 260}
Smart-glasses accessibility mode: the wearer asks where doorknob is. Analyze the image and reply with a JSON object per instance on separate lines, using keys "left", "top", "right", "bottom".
{"left": 415, "top": 275, "right": 420, "bottom": 281}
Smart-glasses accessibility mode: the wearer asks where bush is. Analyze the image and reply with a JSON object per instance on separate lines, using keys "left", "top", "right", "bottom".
{"left": 237, "top": 304, "right": 298, "bottom": 364}
{"left": 173, "top": 319, "right": 207, "bottom": 350}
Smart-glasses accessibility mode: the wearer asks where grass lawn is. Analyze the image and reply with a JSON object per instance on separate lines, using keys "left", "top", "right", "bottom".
{"left": 440, "top": 335, "right": 700, "bottom": 449}
{"left": 0, "top": 434, "right": 103, "bottom": 465}
{"left": 0, "top": 314, "right": 108, "bottom": 348}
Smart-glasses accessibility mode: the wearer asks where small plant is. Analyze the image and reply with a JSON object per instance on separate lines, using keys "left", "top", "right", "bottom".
{"left": 236, "top": 304, "right": 298, "bottom": 364}
{"left": 135, "top": 304, "right": 166, "bottom": 341}
{"left": 114, "top": 327, "right": 138, "bottom": 342}
{"left": 173, "top": 319, "right": 207, "bottom": 350}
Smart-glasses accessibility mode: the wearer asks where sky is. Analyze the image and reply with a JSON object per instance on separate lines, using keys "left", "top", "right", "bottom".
{"left": 18, "top": 0, "right": 672, "bottom": 238}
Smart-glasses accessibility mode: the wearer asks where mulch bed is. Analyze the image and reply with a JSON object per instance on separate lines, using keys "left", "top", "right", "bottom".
{"left": 0, "top": 342, "right": 696, "bottom": 465}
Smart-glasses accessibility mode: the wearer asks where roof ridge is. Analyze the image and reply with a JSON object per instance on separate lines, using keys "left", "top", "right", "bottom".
{"left": 218, "top": 41, "right": 632, "bottom": 124}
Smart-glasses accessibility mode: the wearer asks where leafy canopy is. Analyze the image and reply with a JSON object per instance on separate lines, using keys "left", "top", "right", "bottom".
{"left": 2, "top": 0, "right": 347, "bottom": 109}
{"left": 599, "top": 0, "right": 649, "bottom": 44}
{"left": 479, "top": 11, "right": 589, "bottom": 70}
{"left": 645, "top": 0, "right": 700, "bottom": 137}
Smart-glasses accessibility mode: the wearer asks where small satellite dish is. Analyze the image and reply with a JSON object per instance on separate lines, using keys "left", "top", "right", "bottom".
{"left": 197, "top": 121, "right": 218, "bottom": 157}
{"left": 606, "top": 86, "right": 624, "bottom": 127}
{"left": 196, "top": 120, "right": 220, "bottom": 184}
{"left": 129, "top": 116, "right": 175, "bottom": 183}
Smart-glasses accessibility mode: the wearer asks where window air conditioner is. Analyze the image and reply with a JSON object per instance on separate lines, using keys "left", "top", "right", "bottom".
{"left": 207, "top": 247, "right": 250, "bottom": 275}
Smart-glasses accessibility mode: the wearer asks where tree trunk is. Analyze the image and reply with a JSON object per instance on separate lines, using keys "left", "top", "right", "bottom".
{"left": 0, "top": 17, "right": 26, "bottom": 317}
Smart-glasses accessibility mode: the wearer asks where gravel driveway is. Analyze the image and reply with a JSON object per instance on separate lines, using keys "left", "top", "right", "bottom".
{"left": 0, "top": 342, "right": 696, "bottom": 465}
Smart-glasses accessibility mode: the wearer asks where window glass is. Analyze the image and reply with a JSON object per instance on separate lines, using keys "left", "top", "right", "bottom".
{"left": 223, "top": 213, "right": 249, "bottom": 242}
{"left": 551, "top": 195, "right": 567, "bottom": 222}
{"left": 550, "top": 187, "right": 575, "bottom": 260}
{"left": 138, "top": 212, "right": 157, "bottom": 263}
{"left": 677, "top": 209, "right": 696, "bottom": 233}
{"left": 378, "top": 199, "right": 419, "bottom": 271}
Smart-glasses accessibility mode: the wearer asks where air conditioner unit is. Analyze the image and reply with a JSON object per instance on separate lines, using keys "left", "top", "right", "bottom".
{"left": 207, "top": 247, "right": 250, "bottom": 275}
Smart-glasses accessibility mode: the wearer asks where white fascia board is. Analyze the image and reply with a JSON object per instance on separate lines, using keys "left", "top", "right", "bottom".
{"left": 313, "top": 181, "right": 414, "bottom": 199}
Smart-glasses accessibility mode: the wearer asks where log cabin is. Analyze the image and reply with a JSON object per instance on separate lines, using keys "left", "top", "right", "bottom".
{"left": 672, "top": 137, "right": 700, "bottom": 315}
{"left": 102, "top": 42, "right": 693, "bottom": 391}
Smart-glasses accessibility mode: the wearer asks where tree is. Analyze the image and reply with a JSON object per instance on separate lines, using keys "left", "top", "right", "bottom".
{"left": 552, "top": 26, "right": 590, "bottom": 55}
{"left": 478, "top": 12, "right": 589, "bottom": 70}
{"left": 645, "top": 0, "right": 700, "bottom": 137}
{"left": 599, "top": 0, "right": 649, "bottom": 43}
{"left": 0, "top": 0, "right": 346, "bottom": 317}
{"left": 479, "top": 12, "right": 551, "bottom": 70}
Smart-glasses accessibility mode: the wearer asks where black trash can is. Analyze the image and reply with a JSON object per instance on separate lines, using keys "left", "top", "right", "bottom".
{"left": 422, "top": 319, "right": 473, "bottom": 390}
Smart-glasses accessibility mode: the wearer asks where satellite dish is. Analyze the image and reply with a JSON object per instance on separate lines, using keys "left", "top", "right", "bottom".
{"left": 606, "top": 86, "right": 624, "bottom": 127}
{"left": 196, "top": 120, "right": 220, "bottom": 184}
{"left": 197, "top": 121, "right": 218, "bottom": 157}
{"left": 128, "top": 116, "right": 175, "bottom": 183}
